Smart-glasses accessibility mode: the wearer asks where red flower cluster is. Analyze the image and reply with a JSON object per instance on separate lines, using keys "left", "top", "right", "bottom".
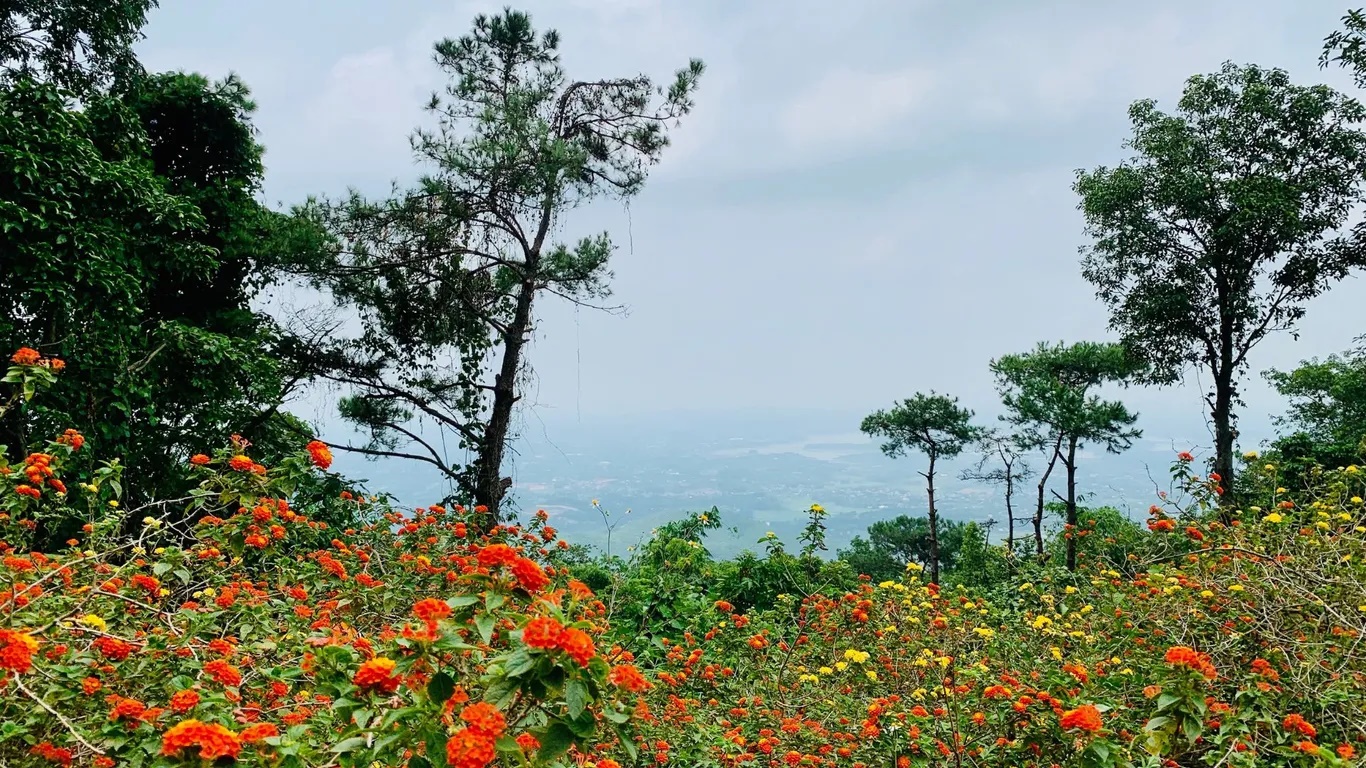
{"left": 521, "top": 615, "right": 596, "bottom": 666}
{"left": 609, "top": 663, "right": 652, "bottom": 692}
{"left": 413, "top": 598, "right": 452, "bottom": 623}
{"left": 447, "top": 702, "right": 507, "bottom": 768}
{"left": 306, "top": 440, "right": 333, "bottom": 470}
{"left": 170, "top": 689, "right": 200, "bottom": 714}
{"left": 1164, "top": 646, "right": 1217, "bottom": 680}
{"left": 203, "top": 659, "right": 242, "bottom": 687}
{"left": 0, "top": 628, "right": 38, "bottom": 673}
{"left": 354, "top": 657, "right": 400, "bottom": 693}
{"left": 1283, "top": 714, "right": 1317, "bottom": 739}
{"left": 1059, "top": 704, "right": 1103, "bottom": 733}
{"left": 161, "top": 719, "right": 242, "bottom": 761}
{"left": 94, "top": 636, "right": 134, "bottom": 662}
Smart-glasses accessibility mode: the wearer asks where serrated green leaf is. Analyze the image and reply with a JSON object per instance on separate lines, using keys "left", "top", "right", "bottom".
{"left": 566, "top": 678, "right": 590, "bottom": 721}
{"left": 503, "top": 649, "right": 535, "bottom": 677}
{"left": 537, "top": 722, "right": 575, "bottom": 763}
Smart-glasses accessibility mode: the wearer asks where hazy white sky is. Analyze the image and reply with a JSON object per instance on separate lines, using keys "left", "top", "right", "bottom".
{"left": 138, "top": 1, "right": 1366, "bottom": 442}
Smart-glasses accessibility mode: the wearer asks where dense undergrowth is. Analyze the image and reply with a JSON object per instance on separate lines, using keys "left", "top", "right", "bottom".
{"left": 3, "top": 351, "right": 1365, "bottom": 768}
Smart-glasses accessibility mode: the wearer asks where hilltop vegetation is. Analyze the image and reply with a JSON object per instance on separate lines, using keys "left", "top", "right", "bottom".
{"left": 3, "top": 3, "right": 1366, "bottom": 768}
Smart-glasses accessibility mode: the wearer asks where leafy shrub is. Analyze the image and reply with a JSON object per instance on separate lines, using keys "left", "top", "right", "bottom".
{"left": 0, "top": 351, "right": 649, "bottom": 768}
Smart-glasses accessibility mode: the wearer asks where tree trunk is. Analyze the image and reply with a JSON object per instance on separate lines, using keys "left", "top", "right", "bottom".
{"left": 1212, "top": 267, "right": 1237, "bottom": 515}
{"left": 470, "top": 195, "right": 556, "bottom": 524}
{"left": 471, "top": 277, "right": 535, "bottom": 522}
{"left": 1033, "top": 433, "right": 1063, "bottom": 560}
{"left": 1004, "top": 466, "right": 1015, "bottom": 556}
{"left": 1212, "top": 363, "right": 1236, "bottom": 519}
{"left": 1064, "top": 435, "right": 1079, "bottom": 572}
{"left": 925, "top": 451, "right": 939, "bottom": 585}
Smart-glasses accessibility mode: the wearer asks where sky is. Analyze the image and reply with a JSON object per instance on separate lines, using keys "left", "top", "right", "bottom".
{"left": 138, "top": 1, "right": 1366, "bottom": 448}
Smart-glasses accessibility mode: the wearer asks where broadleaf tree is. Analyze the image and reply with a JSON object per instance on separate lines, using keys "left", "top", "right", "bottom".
{"left": 0, "top": 0, "right": 157, "bottom": 94}
{"left": 860, "top": 392, "right": 979, "bottom": 584}
{"left": 0, "top": 73, "right": 328, "bottom": 527}
{"left": 1075, "top": 62, "right": 1366, "bottom": 504}
{"left": 1264, "top": 338, "right": 1366, "bottom": 475}
{"left": 293, "top": 9, "right": 703, "bottom": 521}
{"left": 991, "top": 341, "right": 1142, "bottom": 570}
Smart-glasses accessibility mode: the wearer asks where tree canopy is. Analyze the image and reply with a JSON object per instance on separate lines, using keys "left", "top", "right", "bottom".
{"left": 0, "top": 0, "right": 156, "bottom": 94}
{"left": 1075, "top": 62, "right": 1366, "bottom": 502}
{"left": 992, "top": 341, "right": 1142, "bottom": 568}
{"left": 292, "top": 9, "right": 703, "bottom": 519}
{"left": 861, "top": 392, "right": 978, "bottom": 583}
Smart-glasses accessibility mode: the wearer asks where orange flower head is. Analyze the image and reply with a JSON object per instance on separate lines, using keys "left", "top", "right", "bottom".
{"left": 609, "top": 663, "right": 652, "bottom": 693}
{"left": 523, "top": 616, "right": 564, "bottom": 649}
{"left": 306, "top": 440, "right": 333, "bottom": 470}
{"left": 1164, "top": 646, "right": 1217, "bottom": 679}
{"left": 446, "top": 727, "right": 496, "bottom": 768}
{"left": 0, "top": 628, "right": 38, "bottom": 673}
{"left": 240, "top": 722, "right": 280, "bottom": 743}
{"left": 161, "top": 719, "right": 242, "bottom": 761}
{"left": 1059, "top": 704, "right": 1103, "bottom": 734}
{"left": 1282, "top": 714, "right": 1317, "bottom": 739}
{"left": 460, "top": 702, "right": 507, "bottom": 738}
{"left": 353, "top": 657, "right": 400, "bottom": 693}
{"left": 511, "top": 557, "right": 550, "bottom": 593}
{"left": 170, "top": 689, "right": 200, "bottom": 714}
{"left": 10, "top": 347, "right": 40, "bottom": 366}
{"left": 413, "top": 598, "right": 452, "bottom": 623}
{"left": 557, "top": 627, "right": 596, "bottom": 667}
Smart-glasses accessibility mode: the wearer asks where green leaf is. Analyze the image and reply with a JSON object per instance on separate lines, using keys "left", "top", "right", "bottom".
{"left": 330, "top": 736, "right": 368, "bottom": 753}
{"left": 503, "top": 649, "right": 535, "bottom": 677}
{"left": 446, "top": 595, "right": 479, "bottom": 608}
{"left": 475, "top": 612, "right": 495, "bottom": 644}
{"left": 428, "top": 672, "right": 455, "bottom": 703}
{"left": 566, "top": 678, "right": 590, "bottom": 720}
{"left": 494, "top": 735, "right": 522, "bottom": 754}
{"left": 483, "top": 677, "right": 519, "bottom": 709}
{"left": 1144, "top": 716, "right": 1170, "bottom": 732}
{"left": 409, "top": 756, "right": 432, "bottom": 768}
{"left": 537, "top": 722, "right": 575, "bottom": 763}
{"left": 566, "top": 710, "right": 597, "bottom": 739}
{"left": 1155, "top": 692, "right": 1180, "bottom": 711}
{"left": 152, "top": 561, "right": 172, "bottom": 576}
{"left": 1180, "top": 716, "right": 1203, "bottom": 745}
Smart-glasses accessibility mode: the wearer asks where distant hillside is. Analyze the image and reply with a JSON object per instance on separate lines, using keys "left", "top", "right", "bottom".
{"left": 329, "top": 408, "right": 1275, "bottom": 558}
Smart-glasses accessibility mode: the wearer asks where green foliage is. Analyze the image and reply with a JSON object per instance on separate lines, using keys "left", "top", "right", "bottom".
{"left": 0, "top": 75, "right": 328, "bottom": 527}
{"left": 860, "top": 392, "right": 979, "bottom": 462}
{"left": 1264, "top": 338, "right": 1366, "bottom": 476}
{"left": 0, "top": 0, "right": 156, "bottom": 94}
{"left": 945, "top": 520, "right": 1011, "bottom": 589}
{"left": 992, "top": 342, "right": 1141, "bottom": 452}
{"left": 1076, "top": 62, "right": 1366, "bottom": 499}
{"left": 837, "top": 515, "right": 969, "bottom": 583}
{"left": 992, "top": 341, "right": 1142, "bottom": 569}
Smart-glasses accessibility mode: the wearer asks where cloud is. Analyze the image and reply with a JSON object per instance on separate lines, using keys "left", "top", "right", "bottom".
{"left": 780, "top": 68, "right": 937, "bottom": 149}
